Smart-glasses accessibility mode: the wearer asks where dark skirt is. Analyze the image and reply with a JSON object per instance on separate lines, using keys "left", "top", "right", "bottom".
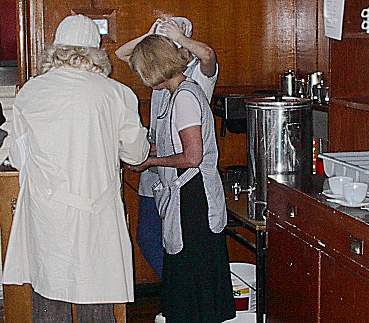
{"left": 161, "top": 169, "right": 236, "bottom": 323}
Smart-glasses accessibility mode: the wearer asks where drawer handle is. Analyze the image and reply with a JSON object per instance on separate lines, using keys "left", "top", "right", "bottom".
{"left": 288, "top": 205, "right": 297, "bottom": 218}
{"left": 350, "top": 237, "right": 364, "bottom": 255}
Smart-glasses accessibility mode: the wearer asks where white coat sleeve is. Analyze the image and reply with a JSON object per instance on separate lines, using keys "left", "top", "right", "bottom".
{"left": 118, "top": 87, "right": 149, "bottom": 165}
{"left": 9, "top": 105, "right": 28, "bottom": 170}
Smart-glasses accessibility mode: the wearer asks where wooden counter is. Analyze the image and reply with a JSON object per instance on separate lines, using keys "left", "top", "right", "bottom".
{"left": 267, "top": 175, "right": 369, "bottom": 322}
{"left": 225, "top": 192, "right": 266, "bottom": 231}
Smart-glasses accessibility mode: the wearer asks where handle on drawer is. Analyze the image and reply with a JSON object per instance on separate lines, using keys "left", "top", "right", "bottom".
{"left": 350, "top": 236, "right": 364, "bottom": 255}
{"left": 287, "top": 204, "right": 297, "bottom": 218}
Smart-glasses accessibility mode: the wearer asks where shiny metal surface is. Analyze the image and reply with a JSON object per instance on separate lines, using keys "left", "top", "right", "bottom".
{"left": 245, "top": 96, "right": 312, "bottom": 220}
{"left": 280, "top": 70, "right": 296, "bottom": 96}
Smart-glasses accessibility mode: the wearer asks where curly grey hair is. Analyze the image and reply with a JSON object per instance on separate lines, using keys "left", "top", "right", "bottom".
{"left": 41, "top": 45, "right": 112, "bottom": 76}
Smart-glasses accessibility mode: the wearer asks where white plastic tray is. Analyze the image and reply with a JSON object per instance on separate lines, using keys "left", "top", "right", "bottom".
{"left": 318, "top": 151, "right": 369, "bottom": 183}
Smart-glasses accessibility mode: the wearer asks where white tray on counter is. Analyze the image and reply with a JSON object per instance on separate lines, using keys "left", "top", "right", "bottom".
{"left": 318, "top": 151, "right": 369, "bottom": 183}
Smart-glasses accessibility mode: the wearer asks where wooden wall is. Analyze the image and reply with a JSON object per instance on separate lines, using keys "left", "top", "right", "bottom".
{"left": 24, "top": 0, "right": 301, "bottom": 98}
{"left": 0, "top": 0, "right": 17, "bottom": 61}
{"left": 295, "top": 0, "right": 329, "bottom": 79}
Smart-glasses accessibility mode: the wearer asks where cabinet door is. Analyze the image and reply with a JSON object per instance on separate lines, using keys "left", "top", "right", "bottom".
{"left": 0, "top": 174, "right": 32, "bottom": 323}
{"left": 267, "top": 218, "right": 320, "bottom": 323}
{"left": 321, "top": 253, "right": 369, "bottom": 322}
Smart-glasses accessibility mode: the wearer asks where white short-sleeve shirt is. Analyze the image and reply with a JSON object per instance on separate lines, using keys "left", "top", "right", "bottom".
{"left": 170, "top": 61, "right": 218, "bottom": 154}
{"left": 171, "top": 87, "right": 202, "bottom": 153}
{"left": 138, "top": 61, "right": 219, "bottom": 196}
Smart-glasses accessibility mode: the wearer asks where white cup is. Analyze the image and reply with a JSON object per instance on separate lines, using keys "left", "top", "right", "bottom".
{"left": 328, "top": 176, "right": 353, "bottom": 196}
{"left": 361, "top": 8, "right": 369, "bottom": 18}
{"left": 361, "top": 8, "right": 369, "bottom": 33}
{"left": 361, "top": 20, "right": 369, "bottom": 32}
{"left": 343, "top": 182, "right": 368, "bottom": 204}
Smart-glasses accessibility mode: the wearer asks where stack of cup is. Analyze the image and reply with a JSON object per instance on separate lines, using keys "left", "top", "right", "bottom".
{"left": 361, "top": 8, "right": 369, "bottom": 33}
{"left": 328, "top": 176, "right": 368, "bottom": 205}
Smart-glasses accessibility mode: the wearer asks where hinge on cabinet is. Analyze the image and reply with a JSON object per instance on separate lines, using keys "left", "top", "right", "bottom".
{"left": 350, "top": 236, "right": 364, "bottom": 256}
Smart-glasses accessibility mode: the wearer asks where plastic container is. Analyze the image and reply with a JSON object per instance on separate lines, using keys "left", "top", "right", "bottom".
{"left": 230, "top": 263, "right": 256, "bottom": 312}
{"left": 224, "top": 312, "right": 257, "bottom": 323}
{"left": 318, "top": 151, "right": 369, "bottom": 183}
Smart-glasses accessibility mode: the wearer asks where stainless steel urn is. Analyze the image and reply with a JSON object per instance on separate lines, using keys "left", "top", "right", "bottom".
{"left": 245, "top": 96, "right": 312, "bottom": 221}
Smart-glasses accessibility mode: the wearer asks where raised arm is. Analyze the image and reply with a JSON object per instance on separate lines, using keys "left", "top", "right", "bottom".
{"left": 115, "top": 19, "right": 161, "bottom": 63}
{"left": 157, "top": 20, "right": 217, "bottom": 77}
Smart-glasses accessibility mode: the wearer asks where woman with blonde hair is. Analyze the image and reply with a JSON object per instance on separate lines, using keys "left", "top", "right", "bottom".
{"left": 129, "top": 34, "right": 236, "bottom": 323}
{"left": 116, "top": 15, "right": 219, "bottom": 281}
{"left": 2, "top": 14, "right": 149, "bottom": 322}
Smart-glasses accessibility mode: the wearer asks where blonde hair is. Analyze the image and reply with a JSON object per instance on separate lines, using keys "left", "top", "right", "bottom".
{"left": 41, "top": 45, "right": 112, "bottom": 76}
{"left": 129, "top": 35, "right": 188, "bottom": 87}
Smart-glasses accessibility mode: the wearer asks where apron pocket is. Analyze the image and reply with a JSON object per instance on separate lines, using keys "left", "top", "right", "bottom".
{"left": 152, "top": 180, "right": 176, "bottom": 219}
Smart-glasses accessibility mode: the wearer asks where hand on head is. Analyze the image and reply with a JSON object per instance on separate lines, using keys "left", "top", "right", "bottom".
{"left": 148, "top": 18, "right": 164, "bottom": 35}
{"left": 156, "top": 20, "right": 185, "bottom": 43}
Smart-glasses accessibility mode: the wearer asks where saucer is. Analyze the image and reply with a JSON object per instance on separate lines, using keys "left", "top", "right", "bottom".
{"left": 322, "top": 190, "right": 343, "bottom": 199}
{"left": 326, "top": 198, "right": 369, "bottom": 208}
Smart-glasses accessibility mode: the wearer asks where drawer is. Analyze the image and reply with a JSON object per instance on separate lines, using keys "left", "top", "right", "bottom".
{"left": 268, "top": 180, "right": 369, "bottom": 271}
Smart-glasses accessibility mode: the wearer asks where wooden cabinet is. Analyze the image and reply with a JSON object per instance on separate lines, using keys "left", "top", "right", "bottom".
{"left": 328, "top": 0, "right": 369, "bottom": 151}
{"left": 0, "top": 172, "right": 32, "bottom": 323}
{"left": 320, "top": 253, "right": 369, "bottom": 322}
{"left": 267, "top": 177, "right": 369, "bottom": 323}
{"left": 267, "top": 218, "right": 319, "bottom": 322}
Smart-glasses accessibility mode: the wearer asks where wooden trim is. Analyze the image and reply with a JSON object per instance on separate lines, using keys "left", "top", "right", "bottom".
{"left": 71, "top": 8, "right": 118, "bottom": 44}
{"left": 16, "top": 0, "right": 45, "bottom": 85}
{"left": 29, "top": 0, "right": 44, "bottom": 77}
{"left": 16, "top": 0, "right": 28, "bottom": 86}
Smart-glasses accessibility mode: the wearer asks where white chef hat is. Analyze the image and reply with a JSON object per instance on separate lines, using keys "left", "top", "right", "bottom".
{"left": 53, "top": 14, "right": 101, "bottom": 48}
{"left": 155, "top": 16, "right": 193, "bottom": 47}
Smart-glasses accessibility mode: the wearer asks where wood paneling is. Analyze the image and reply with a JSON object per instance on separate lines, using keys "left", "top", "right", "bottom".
{"left": 268, "top": 178, "right": 369, "bottom": 322}
{"left": 296, "top": 0, "right": 317, "bottom": 76}
{"left": 227, "top": 227, "right": 256, "bottom": 265}
{"left": 330, "top": 38, "right": 369, "bottom": 98}
{"left": 316, "top": 0, "right": 330, "bottom": 77}
{"left": 328, "top": 1, "right": 369, "bottom": 98}
{"left": 123, "top": 173, "right": 161, "bottom": 285}
{"left": 328, "top": 1, "right": 369, "bottom": 152}
{"left": 267, "top": 217, "right": 320, "bottom": 323}
{"left": 0, "top": 0, "right": 17, "bottom": 61}
{"left": 0, "top": 173, "right": 32, "bottom": 323}
{"left": 24, "top": 0, "right": 298, "bottom": 97}
{"left": 329, "top": 99, "right": 369, "bottom": 152}
{"left": 214, "top": 116, "right": 247, "bottom": 168}
{"left": 321, "top": 254, "right": 369, "bottom": 322}
{"left": 295, "top": 0, "right": 329, "bottom": 79}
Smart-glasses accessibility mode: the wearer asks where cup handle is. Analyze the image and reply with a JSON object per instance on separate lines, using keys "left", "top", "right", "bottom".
{"left": 362, "top": 9, "right": 369, "bottom": 18}
{"left": 361, "top": 20, "right": 369, "bottom": 30}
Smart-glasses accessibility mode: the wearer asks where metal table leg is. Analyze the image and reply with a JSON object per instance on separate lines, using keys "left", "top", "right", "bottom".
{"left": 256, "top": 230, "right": 266, "bottom": 323}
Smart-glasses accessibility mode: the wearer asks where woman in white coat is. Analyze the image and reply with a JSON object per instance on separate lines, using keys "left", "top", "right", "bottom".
{"left": 2, "top": 15, "right": 149, "bottom": 322}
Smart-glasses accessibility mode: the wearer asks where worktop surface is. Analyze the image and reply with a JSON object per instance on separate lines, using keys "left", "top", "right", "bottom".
{"left": 269, "top": 174, "right": 369, "bottom": 225}
{"left": 225, "top": 192, "right": 266, "bottom": 231}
